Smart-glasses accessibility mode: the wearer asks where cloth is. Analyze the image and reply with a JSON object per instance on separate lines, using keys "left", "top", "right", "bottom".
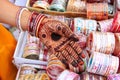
{"left": 0, "top": 24, "right": 17, "bottom": 80}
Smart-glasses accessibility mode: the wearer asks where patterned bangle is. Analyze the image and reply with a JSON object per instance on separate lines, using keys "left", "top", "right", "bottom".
{"left": 28, "top": 11, "right": 47, "bottom": 37}
{"left": 16, "top": 7, "right": 28, "bottom": 31}
{"left": 111, "top": 12, "right": 120, "bottom": 32}
{"left": 28, "top": 12, "right": 39, "bottom": 36}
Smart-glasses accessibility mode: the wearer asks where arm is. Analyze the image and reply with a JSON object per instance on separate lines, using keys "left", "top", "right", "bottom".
{"left": 0, "top": 0, "right": 31, "bottom": 30}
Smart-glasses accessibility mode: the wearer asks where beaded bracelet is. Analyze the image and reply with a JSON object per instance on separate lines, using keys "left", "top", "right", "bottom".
{"left": 16, "top": 7, "right": 28, "bottom": 31}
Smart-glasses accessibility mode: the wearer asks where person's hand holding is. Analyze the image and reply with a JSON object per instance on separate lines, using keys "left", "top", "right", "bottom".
{"left": 28, "top": 12, "right": 86, "bottom": 73}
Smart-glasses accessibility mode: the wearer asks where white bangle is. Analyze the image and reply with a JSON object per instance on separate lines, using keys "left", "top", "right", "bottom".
{"left": 17, "top": 8, "right": 28, "bottom": 31}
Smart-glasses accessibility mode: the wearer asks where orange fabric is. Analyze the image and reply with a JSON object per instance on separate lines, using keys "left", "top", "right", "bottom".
{"left": 0, "top": 24, "right": 17, "bottom": 80}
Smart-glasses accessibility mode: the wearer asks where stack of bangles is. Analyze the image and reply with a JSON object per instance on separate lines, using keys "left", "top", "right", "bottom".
{"left": 86, "top": 0, "right": 108, "bottom": 3}
{"left": 87, "top": 52, "right": 119, "bottom": 76}
{"left": 32, "top": 0, "right": 50, "bottom": 10}
{"left": 116, "top": 0, "right": 120, "bottom": 11}
{"left": 39, "top": 48, "right": 49, "bottom": 61}
{"left": 57, "top": 70, "right": 80, "bottom": 80}
{"left": 19, "top": 73, "right": 50, "bottom": 80}
{"left": 66, "top": 0, "right": 86, "bottom": 12}
{"left": 87, "top": 3, "right": 108, "bottom": 20}
{"left": 28, "top": 11, "right": 47, "bottom": 37}
{"left": 16, "top": 7, "right": 47, "bottom": 37}
{"left": 80, "top": 72, "right": 107, "bottom": 80}
{"left": 113, "top": 33, "right": 120, "bottom": 57}
{"left": 97, "top": 19, "right": 113, "bottom": 32}
{"left": 46, "top": 54, "right": 66, "bottom": 79}
{"left": 49, "top": 0, "right": 67, "bottom": 12}
{"left": 22, "top": 34, "right": 40, "bottom": 60}
{"left": 72, "top": 18, "right": 97, "bottom": 35}
{"left": 87, "top": 32, "right": 115, "bottom": 54}
{"left": 19, "top": 64, "right": 47, "bottom": 80}
{"left": 111, "top": 12, "right": 120, "bottom": 32}
{"left": 107, "top": 74, "right": 120, "bottom": 80}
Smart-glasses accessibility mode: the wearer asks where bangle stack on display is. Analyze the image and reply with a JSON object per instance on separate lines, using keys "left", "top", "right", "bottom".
{"left": 18, "top": 64, "right": 50, "bottom": 80}
{"left": 80, "top": 72, "right": 107, "bottom": 80}
{"left": 66, "top": 0, "right": 86, "bottom": 12}
{"left": 57, "top": 70, "right": 80, "bottom": 80}
{"left": 26, "top": 0, "right": 115, "bottom": 18}
{"left": 22, "top": 34, "right": 40, "bottom": 60}
{"left": 107, "top": 74, "right": 120, "bottom": 80}
{"left": 73, "top": 18, "right": 97, "bottom": 35}
{"left": 113, "top": 33, "right": 120, "bottom": 57}
{"left": 87, "top": 52, "right": 119, "bottom": 76}
{"left": 15, "top": 0, "right": 120, "bottom": 80}
{"left": 111, "top": 12, "right": 120, "bottom": 33}
{"left": 97, "top": 19, "right": 113, "bottom": 32}
{"left": 86, "top": 3, "right": 108, "bottom": 20}
{"left": 46, "top": 54, "right": 66, "bottom": 79}
{"left": 87, "top": 32, "right": 115, "bottom": 54}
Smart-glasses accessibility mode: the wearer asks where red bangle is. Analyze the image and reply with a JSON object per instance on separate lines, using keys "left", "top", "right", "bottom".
{"left": 28, "top": 11, "right": 47, "bottom": 37}
{"left": 111, "top": 12, "right": 120, "bottom": 32}
{"left": 28, "top": 12, "right": 39, "bottom": 36}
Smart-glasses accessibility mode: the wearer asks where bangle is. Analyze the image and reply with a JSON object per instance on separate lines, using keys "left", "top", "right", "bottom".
{"left": 87, "top": 52, "right": 119, "bottom": 76}
{"left": 16, "top": 7, "right": 28, "bottom": 31}
{"left": 87, "top": 3, "right": 108, "bottom": 20}
{"left": 28, "top": 12, "right": 39, "bottom": 36}
{"left": 28, "top": 11, "right": 47, "bottom": 37}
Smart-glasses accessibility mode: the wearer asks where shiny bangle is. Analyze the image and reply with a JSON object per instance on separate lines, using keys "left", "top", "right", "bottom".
{"left": 67, "top": 0, "right": 86, "bottom": 12}
{"left": 97, "top": 19, "right": 113, "bottom": 32}
{"left": 107, "top": 74, "right": 120, "bottom": 80}
{"left": 46, "top": 54, "right": 66, "bottom": 79}
{"left": 113, "top": 33, "right": 120, "bottom": 57}
{"left": 28, "top": 12, "right": 39, "bottom": 36}
{"left": 111, "top": 12, "right": 120, "bottom": 32}
{"left": 16, "top": 7, "right": 28, "bottom": 31}
{"left": 32, "top": 0, "right": 50, "bottom": 10}
{"left": 87, "top": 52, "right": 119, "bottom": 76}
{"left": 87, "top": 3, "right": 108, "bottom": 20}
{"left": 87, "top": 32, "right": 115, "bottom": 54}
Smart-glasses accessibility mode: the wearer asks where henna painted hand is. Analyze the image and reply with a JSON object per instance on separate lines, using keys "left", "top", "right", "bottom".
{"left": 38, "top": 18, "right": 86, "bottom": 73}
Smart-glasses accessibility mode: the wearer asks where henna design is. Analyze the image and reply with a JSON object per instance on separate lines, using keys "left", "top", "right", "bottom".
{"left": 38, "top": 19, "right": 86, "bottom": 73}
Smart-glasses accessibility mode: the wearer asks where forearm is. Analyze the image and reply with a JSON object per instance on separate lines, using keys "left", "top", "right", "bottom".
{"left": 0, "top": 0, "right": 31, "bottom": 30}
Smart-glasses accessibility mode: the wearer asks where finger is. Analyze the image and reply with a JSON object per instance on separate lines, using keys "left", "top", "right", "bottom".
{"left": 63, "top": 46, "right": 78, "bottom": 67}
{"left": 54, "top": 52, "right": 68, "bottom": 67}
{"left": 69, "top": 41, "right": 83, "bottom": 56}
{"left": 70, "top": 41, "right": 86, "bottom": 59}
{"left": 65, "top": 45, "right": 80, "bottom": 63}
{"left": 66, "top": 44, "right": 84, "bottom": 66}
{"left": 61, "top": 49, "right": 78, "bottom": 67}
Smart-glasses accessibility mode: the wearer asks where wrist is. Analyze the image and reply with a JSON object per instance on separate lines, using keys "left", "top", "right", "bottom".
{"left": 28, "top": 12, "right": 47, "bottom": 37}
{"left": 21, "top": 9, "right": 32, "bottom": 31}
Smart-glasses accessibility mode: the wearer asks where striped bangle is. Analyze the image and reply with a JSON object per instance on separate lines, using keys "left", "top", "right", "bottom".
{"left": 28, "top": 11, "right": 47, "bottom": 37}
{"left": 16, "top": 7, "right": 28, "bottom": 31}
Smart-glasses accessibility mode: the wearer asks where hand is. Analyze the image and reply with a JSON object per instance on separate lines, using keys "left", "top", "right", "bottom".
{"left": 38, "top": 18, "right": 86, "bottom": 73}
{"left": 28, "top": 13, "right": 86, "bottom": 73}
